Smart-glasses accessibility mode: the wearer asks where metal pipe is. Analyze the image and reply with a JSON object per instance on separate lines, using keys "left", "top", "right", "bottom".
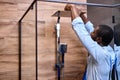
{"left": 35, "top": 1, "right": 38, "bottom": 80}
{"left": 18, "top": 20, "right": 22, "bottom": 80}
{"left": 37, "top": 0, "right": 120, "bottom": 8}
{"left": 114, "top": 4, "right": 120, "bottom": 7}
{"left": 55, "top": 11, "right": 61, "bottom": 80}
{"left": 19, "top": 0, "right": 36, "bottom": 22}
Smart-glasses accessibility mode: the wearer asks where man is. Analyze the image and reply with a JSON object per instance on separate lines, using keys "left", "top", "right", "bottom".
{"left": 64, "top": 4, "right": 115, "bottom": 80}
{"left": 114, "top": 24, "right": 120, "bottom": 80}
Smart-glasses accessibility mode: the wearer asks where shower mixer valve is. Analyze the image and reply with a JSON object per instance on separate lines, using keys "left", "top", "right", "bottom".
{"left": 59, "top": 43, "right": 67, "bottom": 67}
{"left": 55, "top": 43, "right": 67, "bottom": 69}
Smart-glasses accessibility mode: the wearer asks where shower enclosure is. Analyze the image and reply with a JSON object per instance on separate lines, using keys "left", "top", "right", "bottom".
{"left": 18, "top": 0, "right": 120, "bottom": 80}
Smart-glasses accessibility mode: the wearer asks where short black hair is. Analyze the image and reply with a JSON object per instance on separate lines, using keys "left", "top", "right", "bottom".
{"left": 114, "top": 24, "right": 120, "bottom": 46}
{"left": 97, "top": 25, "right": 113, "bottom": 46}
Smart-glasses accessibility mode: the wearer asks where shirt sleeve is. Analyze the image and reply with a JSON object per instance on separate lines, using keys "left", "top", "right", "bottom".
{"left": 85, "top": 21, "right": 94, "bottom": 33}
{"left": 72, "top": 17, "right": 105, "bottom": 61}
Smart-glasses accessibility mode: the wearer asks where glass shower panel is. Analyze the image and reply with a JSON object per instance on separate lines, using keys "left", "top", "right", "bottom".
{"left": 37, "top": 1, "right": 57, "bottom": 80}
{"left": 37, "top": 1, "right": 88, "bottom": 80}
{"left": 21, "top": 3, "right": 36, "bottom": 80}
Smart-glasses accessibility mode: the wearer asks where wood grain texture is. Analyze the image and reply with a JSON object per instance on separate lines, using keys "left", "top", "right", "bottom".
{"left": 0, "top": 0, "right": 87, "bottom": 80}
{"left": 37, "top": 3, "right": 88, "bottom": 78}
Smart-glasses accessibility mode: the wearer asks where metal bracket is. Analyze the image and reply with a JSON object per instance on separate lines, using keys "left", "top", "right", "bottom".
{"left": 52, "top": 11, "right": 71, "bottom": 17}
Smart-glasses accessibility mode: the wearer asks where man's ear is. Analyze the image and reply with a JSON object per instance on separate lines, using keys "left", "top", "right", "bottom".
{"left": 96, "top": 37, "right": 102, "bottom": 44}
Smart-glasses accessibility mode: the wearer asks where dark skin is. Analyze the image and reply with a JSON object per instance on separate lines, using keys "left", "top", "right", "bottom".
{"left": 64, "top": 4, "right": 103, "bottom": 46}
{"left": 90, "top": 27, "right": 103, "bottom": 46}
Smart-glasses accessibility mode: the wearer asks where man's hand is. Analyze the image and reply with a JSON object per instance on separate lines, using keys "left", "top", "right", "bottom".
{"left": 79, "top": 12, "right": 86, "bottom": 16}
{"left": 64, "top": 4, "right": 75, "bottom": 11}
{"left": 64, "top": 4, "right": 80, "bottom": 20}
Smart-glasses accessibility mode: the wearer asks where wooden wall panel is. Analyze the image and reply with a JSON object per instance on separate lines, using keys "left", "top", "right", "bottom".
{"left": 0, "top": 10, "right": 18, "bottom": 79}
{"left": 0, "top": 0, "right": 16, "bottom": 4}
{"left": 0, "top": 1, "right": 33, "bottom": 80}
{"left": 0, "top": 0, "right": 88, "bottom": 80}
